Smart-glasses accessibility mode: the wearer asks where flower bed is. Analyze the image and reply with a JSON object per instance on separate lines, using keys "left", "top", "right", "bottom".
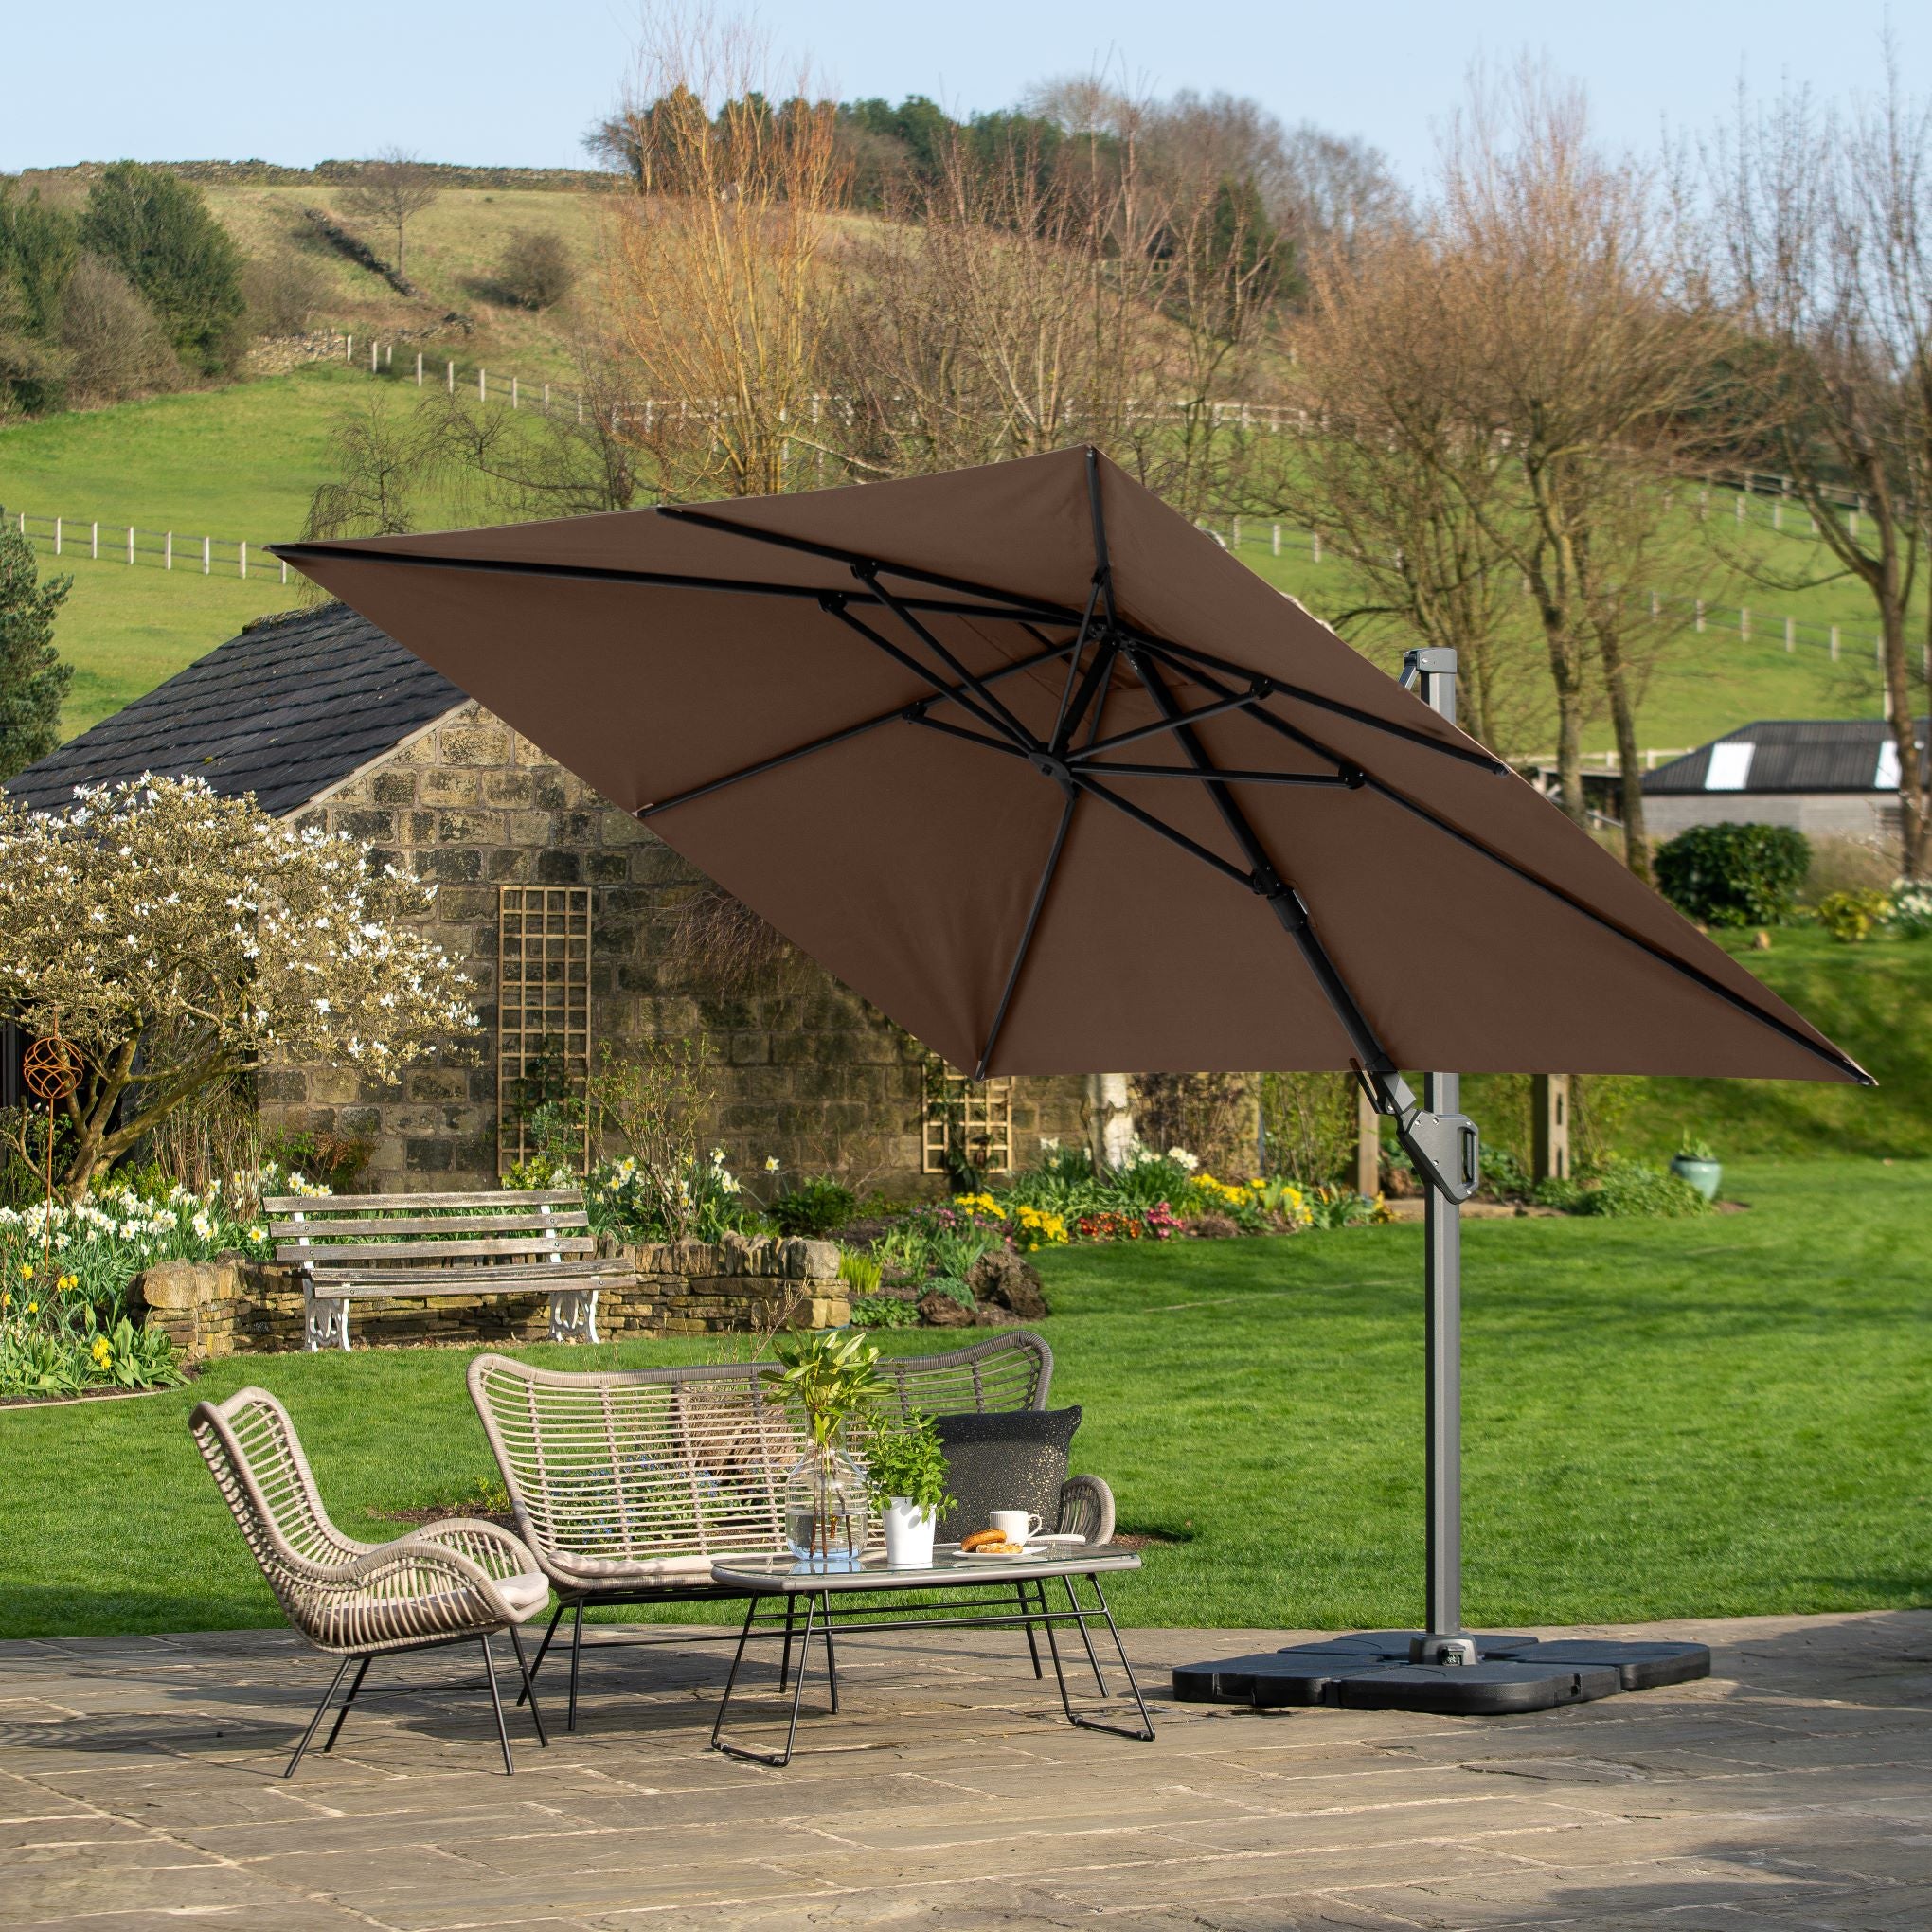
{"left": 0, "top": 1174, "right": 276, "bottom": 1398}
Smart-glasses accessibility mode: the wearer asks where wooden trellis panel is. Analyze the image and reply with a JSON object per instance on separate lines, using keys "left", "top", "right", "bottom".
{"left": 497, "top": 886, "right": 592, "bottom": 1174}
{"left": 921, "top": 1059, "right": 1013, "bottom": 1176}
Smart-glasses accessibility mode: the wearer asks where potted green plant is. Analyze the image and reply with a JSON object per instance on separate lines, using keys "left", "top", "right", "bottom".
{"left": 1670, "top": 1134, "right": 1722, "bottom": 1202}
{"left": 863, "top": 1413, "right": 955, "bottom": 1569}
{"left": 760, "top": 1329, "right": 884, "bottom": 1567}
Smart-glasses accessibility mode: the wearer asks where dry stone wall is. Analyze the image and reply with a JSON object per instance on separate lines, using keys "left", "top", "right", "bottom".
{"left": 259, "top": 699, "right": 1086, "bottom": 1192}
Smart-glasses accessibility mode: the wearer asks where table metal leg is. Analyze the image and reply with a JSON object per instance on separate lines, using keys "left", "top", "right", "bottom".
{"left": 711, "top": 1595, "right": 816, "bottom": 1767}
{"left": 821, "top": 1594, "right": 840, "bottom": 1714}
{"left": 1039, "top": 1574, "right": 1154, "bottom": 1742}
{"left": 1016, "top": 1583, "right": 1044, "bottom": 1679}
{"left": 1062, "top": 1573, "right": 1111, "bottom": 1697}
{"left": 779, "top": 1595, "right": 796, "bottom": 1693}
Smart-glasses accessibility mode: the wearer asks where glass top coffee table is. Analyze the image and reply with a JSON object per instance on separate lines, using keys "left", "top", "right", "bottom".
{"left": 707, "top": 1545, "right": 1152, "bottom": 1765}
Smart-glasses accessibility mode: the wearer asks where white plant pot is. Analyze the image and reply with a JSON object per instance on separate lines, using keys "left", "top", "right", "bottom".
{"left": 883, "top": 1497, "right": 937, "bottom": 1569}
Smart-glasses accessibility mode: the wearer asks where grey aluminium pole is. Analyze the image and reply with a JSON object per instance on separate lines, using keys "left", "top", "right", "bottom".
{"left": 1401, "top": 646, "right": 1476, "bottom": 1664}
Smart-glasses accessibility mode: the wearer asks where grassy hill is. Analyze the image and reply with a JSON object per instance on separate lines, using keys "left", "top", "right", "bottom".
{"left": 1, "top": 165, "right": 1921, "bottom": 746}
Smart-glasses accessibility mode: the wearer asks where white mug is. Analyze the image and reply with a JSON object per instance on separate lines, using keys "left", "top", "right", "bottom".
{"left": 990, "top": 1510, "right": 1044, "bottom": 1546}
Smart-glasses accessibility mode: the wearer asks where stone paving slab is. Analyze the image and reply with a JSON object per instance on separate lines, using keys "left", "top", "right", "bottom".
{"left": 0, "top": 1610, "right": 1927, "bottom": 1928}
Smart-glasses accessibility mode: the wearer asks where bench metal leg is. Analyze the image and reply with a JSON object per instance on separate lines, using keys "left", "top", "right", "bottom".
{"left": 302, "top": 1283, "right": 349, "bottom": 1353}
{"left": 546, "top": 1286, "right": 599, "bottom": 1345}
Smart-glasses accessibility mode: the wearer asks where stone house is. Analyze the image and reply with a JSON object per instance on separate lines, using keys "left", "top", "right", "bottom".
{"left": 8, "top": 601, "right": 1094, "bottom": 1193}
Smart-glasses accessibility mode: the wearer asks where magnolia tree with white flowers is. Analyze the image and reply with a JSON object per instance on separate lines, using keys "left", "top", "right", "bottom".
{"left": 0, "top": 775, "right": 476, "bottom": 1197}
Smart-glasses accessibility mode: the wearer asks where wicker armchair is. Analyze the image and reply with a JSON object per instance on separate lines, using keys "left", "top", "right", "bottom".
{"left": 191, "top": 1387, "right": 553, "bottom": 1776}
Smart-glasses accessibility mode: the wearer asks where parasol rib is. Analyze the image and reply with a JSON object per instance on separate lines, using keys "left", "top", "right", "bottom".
{"left": 973, "top": 790, "right": 1080, "bottom": 1079}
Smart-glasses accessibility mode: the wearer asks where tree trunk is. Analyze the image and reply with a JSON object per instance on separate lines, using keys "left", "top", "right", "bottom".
{"left": 1598, "top": 626, "right": 1652, "bottom": 881}
{"left": 1882, "top": 601, "right": 1927, "bottom": 878}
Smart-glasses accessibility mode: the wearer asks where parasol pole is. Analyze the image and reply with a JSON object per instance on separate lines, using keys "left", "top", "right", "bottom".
{"left": 1401, "top": 647, "right": 1477, "bottom": 1665}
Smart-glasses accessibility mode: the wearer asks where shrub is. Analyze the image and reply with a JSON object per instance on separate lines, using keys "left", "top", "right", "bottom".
{"left": 79, "top": 163, "right": 246, "bottom": 376}
{"left": 243, "top": 247, "right": 329, "bottom": 336}
{"left": 1574, "top": 1156, "right": 1708, "bottom": 1218}
{"left": 55, "top": 254, "right": 179, "bottom": 402}
{"left": 259, "top": 1128, "right": 371, "bottom": 1195}
{"left": 0, "top": 519, "right": 72, "bottom": 782}
{"left": 1816, "top": 889, "right": 1891, "bottom": 943}
{"left": 1654, "top": 822, "right": 1810, "bottom": 927}
{"left": 924, "top": 1275, "right": 975, "bottom": 1311}
{"left": 850, "top": 1292, "right": 920, "bottom": 1328}
{"left": 496, "top": 228, "right": 576, "bottom": 309}
{"left": 772, "top": 1175, "right": 856, "bottom": 1237}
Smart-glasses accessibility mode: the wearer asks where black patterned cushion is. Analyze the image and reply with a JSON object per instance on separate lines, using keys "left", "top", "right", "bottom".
{"left": 932, "top": 1408, "right": 1081, "bottom": 1544}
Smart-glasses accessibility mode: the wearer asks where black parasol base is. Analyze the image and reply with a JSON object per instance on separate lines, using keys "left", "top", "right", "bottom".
{"left": 1171, "top": 1630, "right": 1709, "bottom": 1716}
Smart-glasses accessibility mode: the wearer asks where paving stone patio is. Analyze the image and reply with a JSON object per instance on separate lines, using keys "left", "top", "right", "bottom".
{"left": 2, "top": 1609, "right": 1927, "bottom": 1928}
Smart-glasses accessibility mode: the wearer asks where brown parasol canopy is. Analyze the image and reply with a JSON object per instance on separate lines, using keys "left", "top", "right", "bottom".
{"left": 277, "top": 445, "right": 1868, "bottom": 1685}
{"left": 276, "top": 445, "right": 1864, "bottom": 1098}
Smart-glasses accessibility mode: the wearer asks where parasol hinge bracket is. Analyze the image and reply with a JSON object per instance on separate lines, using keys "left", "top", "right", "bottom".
{"left": 1253, "top": 869, "right": 1301, "bottom": 913}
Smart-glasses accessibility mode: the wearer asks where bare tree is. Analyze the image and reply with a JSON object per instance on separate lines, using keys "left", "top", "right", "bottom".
{"left": 341, "top": 148, "right": 439, "bottom": 280}
{"left": 595, "top": 14, "right": 844, "bottom": 499}
{"left": 1277, "top": 124, "right": 1405, "bottom": 259}
{"left": 1430, "top": 68, "right": 1724, "bottom": 871}
{"left": 1707, "top": 62, "right": 1931, "bottom": 874}
{"left": 1269, "top": 224, "right": 1534, "bottom": 756}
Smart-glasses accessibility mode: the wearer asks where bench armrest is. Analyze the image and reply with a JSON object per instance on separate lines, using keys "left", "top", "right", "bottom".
{"left": 1056, "top": 1473, "right": 1116, "bottom": 1547}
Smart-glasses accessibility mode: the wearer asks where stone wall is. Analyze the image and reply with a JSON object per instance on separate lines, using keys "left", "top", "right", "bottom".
{"left": 137, "top": 1237, "right": 848, "bottom": 1361}
{"left": 260, "top": 698, "right": 1087, "bottom": 1192}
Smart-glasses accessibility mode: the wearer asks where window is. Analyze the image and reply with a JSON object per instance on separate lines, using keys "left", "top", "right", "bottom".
{"left": 921, "top": 1058, "right": 1013, "bottom": 1177}
{"left": 1705, "top": 741, "right": 1755, "bottom": 791}
{"left": 497, "top": 886, "right": 591, "bottom": 1174}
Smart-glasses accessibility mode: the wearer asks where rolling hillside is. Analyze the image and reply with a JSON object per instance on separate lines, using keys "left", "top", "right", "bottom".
{"left": 1, "top": 173, "right": 1920, "bottom": 749}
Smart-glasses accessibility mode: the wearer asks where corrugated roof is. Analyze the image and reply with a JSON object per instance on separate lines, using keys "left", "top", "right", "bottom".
{"left": 2, "top": 602, "right": 465, "bottom": 816}
{"left": 1642, "top": 718, "right": 1930, "bottom": 796}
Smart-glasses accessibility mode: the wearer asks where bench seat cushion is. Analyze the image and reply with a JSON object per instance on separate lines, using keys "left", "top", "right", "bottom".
{"left": 546, "top": 1547, "right": 786, "bottom": 1588}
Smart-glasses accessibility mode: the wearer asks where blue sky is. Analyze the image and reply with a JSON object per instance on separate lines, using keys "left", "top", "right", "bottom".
{"left": 4, "top": 3, "right": 1916, "bottom": 184}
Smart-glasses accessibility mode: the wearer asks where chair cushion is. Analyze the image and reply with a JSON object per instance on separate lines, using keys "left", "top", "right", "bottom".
{"left": 497, "top": 1570, "right": 554, "bottom": 1619}
{"left": 932, "top": 1408, "right": 1081, "bottom": 1544}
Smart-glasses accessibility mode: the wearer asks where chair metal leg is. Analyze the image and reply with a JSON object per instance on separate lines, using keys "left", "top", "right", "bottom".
{"left": 285, "top": 1655, "right": 355, "bottom": 1780}
{"left": 508, "top": 1622, "right": 548, "bottom": 1748}
{"left": 480, "top": 1636, "right": 515, "bottom": 1774}
{"left": 566, "top": 1599, "right": 585, "bottom": 1732}
{"left": 1016, "top": 1583, "right": 1044, "bottom": 1679}
{"left": 321, "top": 1654, "right": 372, "bottom": 1753}
{"left": 517, "top": 1599, "right": 564, "bottom": 1708}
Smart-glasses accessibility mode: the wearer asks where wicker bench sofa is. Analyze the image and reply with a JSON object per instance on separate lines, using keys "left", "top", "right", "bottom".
{"left": 467, "top": 1330, "right": 1115, "bottom": 1727}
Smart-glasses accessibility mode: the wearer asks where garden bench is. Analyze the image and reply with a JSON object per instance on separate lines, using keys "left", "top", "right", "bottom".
{"left": 268, "top": 1189, "right": 621, "bottom": 1354}
{"left": 468, "top": 1332, "right": 1117, "bottom": 1727}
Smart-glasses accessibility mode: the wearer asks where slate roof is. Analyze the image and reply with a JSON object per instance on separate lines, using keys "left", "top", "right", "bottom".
{"left": 3, "top": 602, "right": 465, "bottom": 816}
{"left": 1642, "top": 718, "right": 1930, "bottom": 796}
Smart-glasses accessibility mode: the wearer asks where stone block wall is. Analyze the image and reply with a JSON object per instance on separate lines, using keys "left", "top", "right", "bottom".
{"left": 260, "top": 699, "right": 1088, "bottom": 1193}
{"left": 137, "top": 1238, "right": 848, "bottom": 1361}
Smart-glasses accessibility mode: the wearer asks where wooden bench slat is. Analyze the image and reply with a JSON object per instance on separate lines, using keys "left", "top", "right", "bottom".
{"left": 276, "top": 1237, "right": 597, "bottom": 1263}
{"left": 308, "top": 1274, "right": 622, "bottom": 1301}
{"left": 307, "top": 1261, "right": 621, "bottom": 1287}
{"left": 263, "top": 1189, "right": 583, "bottom": 1212}
{"left": 268, "top": 1212, "right": 588, "bottom": 1238}
{"left": 304, "top": 1254, "right": 614, "bottom": 1275}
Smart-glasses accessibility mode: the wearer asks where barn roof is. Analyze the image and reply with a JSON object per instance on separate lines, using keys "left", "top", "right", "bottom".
{"left": 1642, "top": 718, "right": 1930, "bottom": 796}
{"left": 2, "top": 602, "right": 465, "bottom": 816}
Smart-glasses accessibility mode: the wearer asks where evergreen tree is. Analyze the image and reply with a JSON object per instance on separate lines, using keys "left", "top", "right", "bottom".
{"left": 79, "top": 163, "right": 244, "bottom": 376}
{"left": 0, "top": 183, "right": 79, "bottom": 414}
{"left": 0, "top": 520, "right": 72, "bottom": 779}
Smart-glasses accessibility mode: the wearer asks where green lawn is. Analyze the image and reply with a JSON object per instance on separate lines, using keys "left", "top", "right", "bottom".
{"left": 1462, "top": 927, "right": 1932, "bottom": 1166}
{"left": 3, "top": 1156, "right": 1923, "bottom": 1639}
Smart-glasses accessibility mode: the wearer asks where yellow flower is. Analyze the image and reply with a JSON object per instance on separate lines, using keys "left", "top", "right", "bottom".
{"left": 91, "top": 1335, "right": 113, "bottom": 1365}
{"left": 19, "top": 1261, "right": 32, "bottom": 1279}
{"left": 25, "top": 1301, "right": 37, "bottom": 1315}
